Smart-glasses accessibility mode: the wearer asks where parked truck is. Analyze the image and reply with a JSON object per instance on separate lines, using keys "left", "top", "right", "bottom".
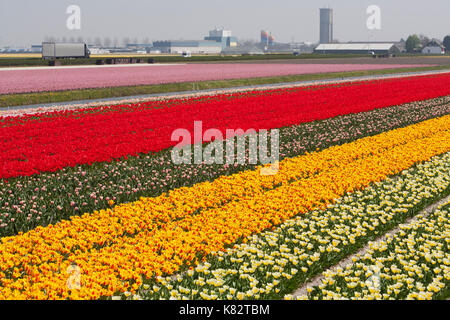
{"left": 42, "top": 42, "right": 90, "bottom": 59}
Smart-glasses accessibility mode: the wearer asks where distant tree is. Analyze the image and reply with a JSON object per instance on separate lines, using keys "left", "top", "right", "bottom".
{"left": 444, "top": 35, "right": 450, "bottom": 52}
{"left": 103, "top": 37, "right": 112, "bottom": 47}
{"left": 94, "top": 37, "right": 102, "bottom": 46}
{"left": 122, "top": 37, "right": 131, "bottom": 47}
{"left": 406, "top": 35, "right": 421, "bottom": 53}
{"left": 418, "top": 34, "right": 430, "bottom": 47}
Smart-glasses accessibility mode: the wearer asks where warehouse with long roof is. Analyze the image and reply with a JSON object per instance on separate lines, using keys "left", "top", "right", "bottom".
{"left": 314, "top": 43, "right": 401, "bottom": 55}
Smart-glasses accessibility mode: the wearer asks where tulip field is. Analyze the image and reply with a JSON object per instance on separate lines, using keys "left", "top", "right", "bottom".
{"left": 0, "top": 63, "right": 429, "bottom": 94}
{"left": 0, "top": 72, "right": 449, "bottom": 300}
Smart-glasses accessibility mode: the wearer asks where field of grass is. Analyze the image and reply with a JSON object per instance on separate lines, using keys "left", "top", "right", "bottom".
{"left": 0, "top": 65, "right": 449, "bottom": 108}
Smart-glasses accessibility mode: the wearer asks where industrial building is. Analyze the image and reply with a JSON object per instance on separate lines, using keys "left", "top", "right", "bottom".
{"left": 31, "top": 45, "right": 42, "bottom": 53}
{"left": 89, "top": 47, "right": 111, "bottom": 55}
{"left": 152, "top": 40, "right": 222, "bottom": 54}
{"left": 152, "top": 28, "right": 236, "bottom": 54}
{"left": 204, "top": 28, "right": 238, "bottom": 49}
{"left": 314, "top": 43, "right": 400, "bottom": 55}
{"left": 260, "top": 30, "right": 275, "bottom": 47}
{"left": 126, "top": 43, "right": 153, "bottom": 51}
{"left": 320, "top": 8, "right": 333, "bottom": 44}
{"left": 222, "top": 45, "right": 264, "bottom": 55}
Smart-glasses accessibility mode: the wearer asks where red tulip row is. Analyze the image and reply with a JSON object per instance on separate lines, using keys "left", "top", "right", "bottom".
{"left": 1, "top": 73, "right": 450, "bottom": 179}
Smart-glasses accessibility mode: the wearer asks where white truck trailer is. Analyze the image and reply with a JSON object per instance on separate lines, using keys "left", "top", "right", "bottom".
{"left": 42, "top": 42, "right": 90, "bottom": 59}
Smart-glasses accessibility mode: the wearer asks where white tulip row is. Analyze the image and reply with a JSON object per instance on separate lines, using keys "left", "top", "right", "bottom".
{"left": 295, "top": 198, "right": 449, "bottom": 300}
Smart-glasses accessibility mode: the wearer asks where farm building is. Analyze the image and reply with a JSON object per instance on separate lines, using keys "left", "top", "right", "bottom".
{"left": 422, "top": 40, "right": 445, "bottom": 55}
{"left": 314, "top": 43, "right": 400, "bottom": 55}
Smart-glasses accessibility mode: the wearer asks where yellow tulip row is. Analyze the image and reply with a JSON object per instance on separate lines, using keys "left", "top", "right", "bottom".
{"left": 0, "top": 115, "right": 449, "bottom": 300}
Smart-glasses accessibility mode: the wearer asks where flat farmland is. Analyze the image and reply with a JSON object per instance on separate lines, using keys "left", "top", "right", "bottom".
{"left": 0, "top": 72, "right": 449, "bottom": 300}
{"left": 0, "top": 63, "right": 431, "bottom": 94}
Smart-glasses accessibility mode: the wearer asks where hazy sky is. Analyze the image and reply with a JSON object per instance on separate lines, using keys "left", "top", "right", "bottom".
{"left": 1, "top": 0, "right": 449, "bottom": 47}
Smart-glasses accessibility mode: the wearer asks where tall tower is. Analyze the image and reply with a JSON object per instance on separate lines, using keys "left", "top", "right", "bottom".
{"left": 320, "top": 8, "right": 333, "bottom": 44}
{"left": 261, "top": 30, "right": 269, "bottom": 45}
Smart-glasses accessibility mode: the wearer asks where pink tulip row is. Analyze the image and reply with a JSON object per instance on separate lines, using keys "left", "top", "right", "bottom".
{"left": 0, "top": 63, "right": 430, "bottom": 94}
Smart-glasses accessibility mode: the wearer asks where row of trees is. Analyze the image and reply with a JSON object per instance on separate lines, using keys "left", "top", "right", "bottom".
{"left": 42, "top": 36, "right": 152, "bottom": 47}
{"left": 405, "top": 34, "right": 450, "bottom": 53}
{"left": 445, "top": 36, "right": 450, "bottom": 52}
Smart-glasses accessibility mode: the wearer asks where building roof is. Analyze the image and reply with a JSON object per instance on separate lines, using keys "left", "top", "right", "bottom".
{"left": 424, "top": 40, "right": 444, "bottom": 48}
{"left": 153, "top": 40, "right": 222, "bottom": 48}
{"left": 315, "top": 43, "right": 395, "bottom": 51}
